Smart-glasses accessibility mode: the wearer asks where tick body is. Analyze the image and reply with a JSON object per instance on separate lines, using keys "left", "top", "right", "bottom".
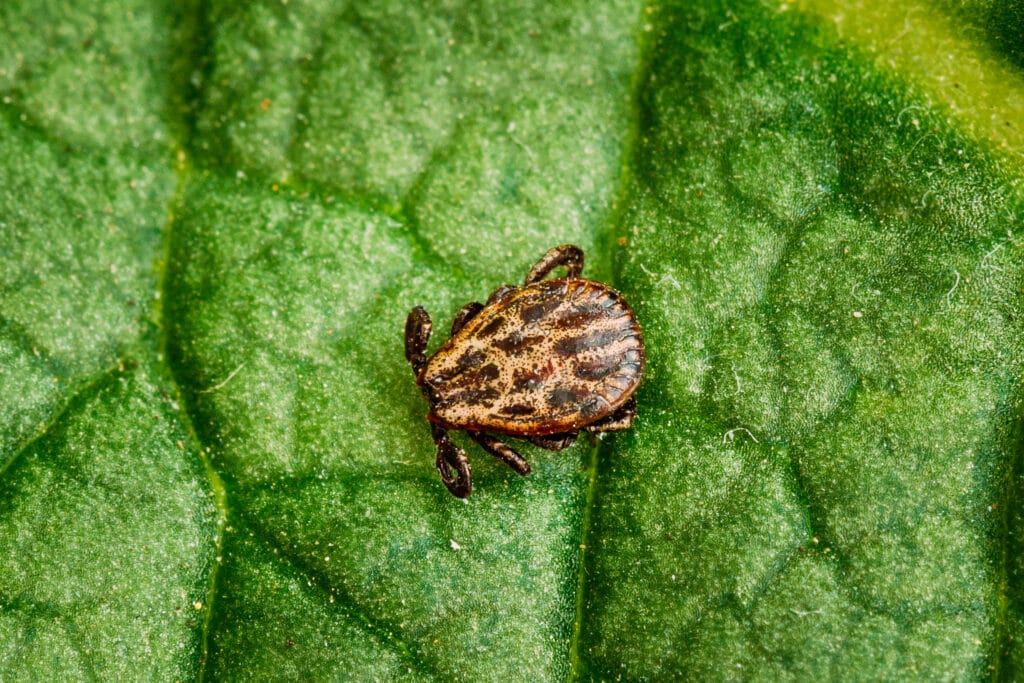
{"left": 405, "top": 244, "right": 644, "bottom": 498}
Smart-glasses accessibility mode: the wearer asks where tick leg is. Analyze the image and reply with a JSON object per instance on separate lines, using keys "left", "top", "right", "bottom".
{"left": 405, "top": 306, "right": 432, "bottom": 376}
{"left": 583, "top": 397, "right": 637, "bottom": 433}
{"left": 467, "top": 432, "right": 531, "bottom": 476}
{"left": 432, "top": 424, "right": 472, "bottom": 498}
{"left": 450, "top": 301, "right": 484, "bottom": 336}
{"left": 485, "top": 284, "right": 516, "bottom": 306}
{"left": 529, "top": 432, "right": 577, "bottom": 451}
{"left": 524, "top": 244, "right": 584, "bottom": 284}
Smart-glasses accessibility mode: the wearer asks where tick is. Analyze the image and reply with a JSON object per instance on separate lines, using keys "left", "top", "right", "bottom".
{"left": 404, "top": 244, "right": 645, "bottom": 498}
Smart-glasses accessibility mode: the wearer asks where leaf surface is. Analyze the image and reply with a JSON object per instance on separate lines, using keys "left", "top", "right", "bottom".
{"left": 2, "top": 0, "right": 1023, "bottom": 679}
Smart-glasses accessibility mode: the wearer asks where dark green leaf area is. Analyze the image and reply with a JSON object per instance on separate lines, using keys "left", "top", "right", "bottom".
{"left": 586, "top": 1, "right": 1024, "bottom": 678}
{"left": 581, "top": 412, "right": 810, "bottom": 680}
{"left": 0, "top": 116, "right": 175, "bottom": 464}
{"left": 0, "top": 0, "right": 199, "bottom": 151}
{"left": 1011, "top": 440, "right": 1024, "bottom": 676}
{"left": 932, "top": 0, "right": 1024, "bottom": 69}
{"left": 205, "top": 520, "right": 426, "bottom": 681}
{"left": 166, "top": 176, "right": 416, "bottom": 482}
{"left": 195, "top": 1, "right": 639, "bottom": 279}
{"left": 168, "top": 178, "right": 592, "bottom": 679}
{"left": 0, "top": 365, "right": 218, "bottom": 679}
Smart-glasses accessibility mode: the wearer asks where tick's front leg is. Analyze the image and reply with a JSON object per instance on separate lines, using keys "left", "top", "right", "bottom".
{"left": 450, "top": 301, "right": 484, "bottom": 336}
{"left": 432, "top": 424, "right": 472, "bottom": 498}
{"left": 524, "top": 244, "right": 584, "bottom": 284}
{"left": 485, "top": 284, "right": 516, "bottom": 305}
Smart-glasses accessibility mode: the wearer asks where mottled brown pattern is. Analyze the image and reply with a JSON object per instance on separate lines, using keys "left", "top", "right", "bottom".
{"left": 405, "top": 244, "right": 645, "bottom": 498}
{"left": 422, "top": 278, "right": 644, "bottom": 435}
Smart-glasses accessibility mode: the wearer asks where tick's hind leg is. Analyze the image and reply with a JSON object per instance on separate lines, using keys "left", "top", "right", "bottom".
{"left": 467, "top": 432, "right": 531, "bottom": 476}
{"left": 583, "top": 397, "right": 637, "bottom": 433}
{"left": 450, "top": 302, "right": 484, "bottom": 336}
{"left": 405, "top": 306, "right": 432, "bottom": 376}
{"left": 432, "top": 424, "right": 472, "bottom": 498}
{"left": 529, "top": 432, "right": 577, "bottom": 451}
{"left": 525, "top": 244, "right": 584, "bottom": 284}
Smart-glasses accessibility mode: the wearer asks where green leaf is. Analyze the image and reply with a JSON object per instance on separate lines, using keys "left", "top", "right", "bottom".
{"left": 0, "top": 366, "right": 218, "bottom": 679}
{"left": 2, "top": 0, "right": 1024, "bottom": 679}
{"left": 583, "top": 3, "right": 1024, "bottom": 676}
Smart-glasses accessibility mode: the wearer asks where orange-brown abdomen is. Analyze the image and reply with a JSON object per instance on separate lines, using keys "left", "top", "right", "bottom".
{"left": 422, "top": 279, "right": 644, "bottom": 436}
